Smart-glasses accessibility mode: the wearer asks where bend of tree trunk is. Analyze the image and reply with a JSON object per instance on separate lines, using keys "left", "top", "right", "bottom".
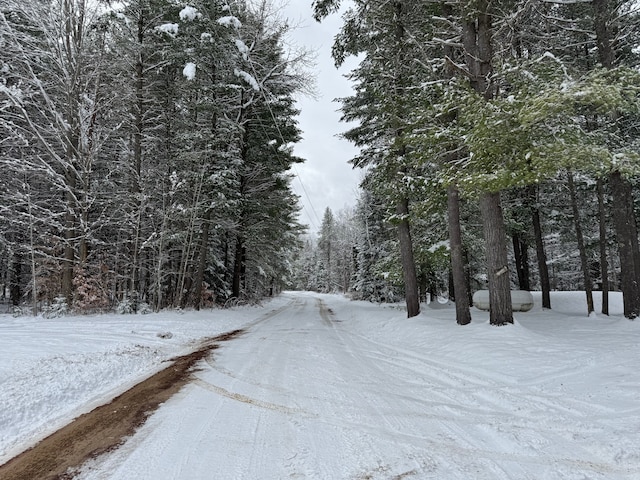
{"left": 447, "top": 185, "right": 471, "bottom": 325}
{"left": 396, "top": 197, "right": 420, "bottom": 318}
{"left": 480, "top": 192, "right": 513, "bottom": 325}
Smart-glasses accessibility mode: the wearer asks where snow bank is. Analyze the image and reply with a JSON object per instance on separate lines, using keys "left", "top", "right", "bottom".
{"left": 0, "top": 299, "right": 289, "bottom": 463}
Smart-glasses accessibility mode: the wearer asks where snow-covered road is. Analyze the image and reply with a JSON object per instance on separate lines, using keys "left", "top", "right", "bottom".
{"left": 69, "top": 292, "right": 639, "bottom": 480}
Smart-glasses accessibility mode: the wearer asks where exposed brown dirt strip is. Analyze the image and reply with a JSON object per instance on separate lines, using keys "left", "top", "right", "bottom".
{"left": 0, "top": 328, "right": 245, "bottom": 480}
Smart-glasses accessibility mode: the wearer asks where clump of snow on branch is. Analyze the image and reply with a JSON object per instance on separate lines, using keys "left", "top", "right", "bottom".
{"left": 179, "top": 6, "right": 201, "bottom": 21}
{"left": 156, "top": 23, "right": 179, "bottom": 37}
{"left": 234, "top": 69, "right": 259, "bottom": 91}
{"left": 217, "top": 16, "right": 242, "bottom": 29}
{"left": 235, "top": 39, "right": 250, "bottom": 59}
{"left": 183, "top": 62, "right": 196, "bottom": 80}
{"left": 200, "top": 32, "right": 213, "bottom": 43}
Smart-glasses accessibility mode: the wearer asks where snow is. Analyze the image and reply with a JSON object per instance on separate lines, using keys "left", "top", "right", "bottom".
{"left": 428, "top": 239, "right": 450, "bottom": 252}
{"left": 217, "top": 15, "right": 242, "bottom": 29}
{"left": 183, "top": 62, "right": 196, "bottom": 81}
{"left": 234, "top": 68, "right": 260, "bottom": 91}
{"left": 235, "top": 39, "right": 250, "bottom": 59}
{"left": 156, "top": 23, "right": 178, "bottom": 37}
{"left": 179, "top": 6, "right": 200, "bottom": 21}
{"left": 2, "top": 291, "right": 640, "bottom": 479}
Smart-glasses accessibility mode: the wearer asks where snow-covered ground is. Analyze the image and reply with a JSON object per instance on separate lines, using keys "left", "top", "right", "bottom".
{"left": 1, "top": 291, "right": 638, "bottom": 479}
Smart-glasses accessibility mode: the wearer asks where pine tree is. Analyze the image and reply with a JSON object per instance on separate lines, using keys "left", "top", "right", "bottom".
{"left": 317, "top": 207, "right": 336, "bottom": 292}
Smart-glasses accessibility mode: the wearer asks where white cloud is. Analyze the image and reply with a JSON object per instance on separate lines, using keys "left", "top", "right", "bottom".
{"left": 282, "top": 3, "right": 361, "bottom": 232}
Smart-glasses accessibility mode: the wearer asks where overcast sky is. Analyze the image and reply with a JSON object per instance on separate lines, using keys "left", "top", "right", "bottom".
{"left": 280, "top": 2, "right": 362, "bottom": 233}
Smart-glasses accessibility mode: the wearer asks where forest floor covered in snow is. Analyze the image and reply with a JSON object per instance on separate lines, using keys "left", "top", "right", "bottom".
{"left": 0, "top": 291, "right": 638, "bottom": 479}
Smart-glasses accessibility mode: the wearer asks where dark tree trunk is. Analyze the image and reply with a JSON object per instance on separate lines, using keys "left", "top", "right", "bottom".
{"left": 62, "top": 176, "right": 76, "bottom": 307}
{"left": 610, "top": 172, "right": 640, "bottom": 318}
{"left": 528, "top": 185, "right": 551, "bottom": 309}
{"left": 464, "top": 3, "right": 511, "bottom": 325}
{"left": 512, "top": 232, "right": 531, "bottom": 291}
{"left": 396, "top": 198, "right": 420, "bottom": 318}
{"left": 418, "top": 268, "right": 428, "bottom": 304}
{"left": 447, "top": 185, "right": 471, "bottom": 325}
{"left": 9, "top": 255, "right": 21, "bottom": 306}
{"left": 192, "top": 213, "right": 210, "bottom": 310}
{"left": 463, "top": 5, "right": 493, "bottom": 99}
{"left": 480, "top": 192, "right": 513, "bottom": 325}
{"left": 232, "top": 235, "right": 245, "bottom": 299}
{"left": 223, "top": 232, "right": 230, "bottom": 287}
{"left": 597, "top": 178, "right": 609, "bottom": 315}
{"left": 592, "top": 0, "right": 640, "bottom": 318}
{"left": 592, "top": 0, "right": 614, "bottom": 68}
{"left": 464, "top": 247, "right": 473, "bottom": 306}
{"left": 568, "top": 172, "right": 594, "bottom": 315}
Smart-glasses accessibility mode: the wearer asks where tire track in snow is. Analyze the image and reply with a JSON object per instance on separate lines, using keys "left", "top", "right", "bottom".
{"left": 316, "top": 300, "right": 636, "bottom": 479}
{"left": 317, "top": 299, "right": 445, "bottom": 479}
{"left": 191, "top": 377, "right": 313, "bottom": 416}
{"left": 343, "top": 328, "right": 616, "bottom": 433}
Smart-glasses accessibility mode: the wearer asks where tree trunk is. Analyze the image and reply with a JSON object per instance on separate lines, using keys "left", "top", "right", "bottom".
{"left": 418, "top": 268, "right": 428, "bottom": 304}
{"left": 610, "top": 171, "right": 640, "bottom": 318}
{"left": 396, "top": 197, "right": 420, "bottom": 318}
{"left": 447, "top": 185, "right": 471, "bottom": 325}
{"left": 464, "top": 3, "right": 511, "bottom": 325}
{"left": 480, "top": 192, "right": 513, "bottom": 325}
{"left": 154, "top": 191, "right": 169, "bottom": 312}
{"left": 9, "top": 254, "right": 21, "bottom": 307}
{"left": 592, "top": 0, "right": 614, "bottom": 68}
{"left": 597, "top": 178, "right": 609, "bottom": 315}
{"left": 192, "top": 212, "right": 210, "bottom": 310}
{"left": 512, "top": 232, "right": 531, "bottom": 291}
{"left": 528, "top": 185, "right": 551, "bottom": 309}
{"left": 567, "top": 172, "right": 594, "bottom": 315}
{"left": 62, "top": 179, "right": 76, "bottom": 306}
{"left": 592, "top": 0, "right": 640, "bottom": 319}
{"left": 27, "top": 188, "right": 38, "bottom": 315}
{"left": 232, "top": 235, "right": 245, "bottom": 299}
{"left": 463, "top": 5, "right": 493, "bottom": 99}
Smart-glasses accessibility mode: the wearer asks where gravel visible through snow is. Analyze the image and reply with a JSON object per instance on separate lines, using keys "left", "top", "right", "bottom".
{"left": 0, "top": 330, "right": 245, "bottom": 480}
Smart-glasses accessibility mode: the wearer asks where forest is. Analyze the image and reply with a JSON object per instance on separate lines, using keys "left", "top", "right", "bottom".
{"left": 1, "top": 0, "right": 640, "bottom": 324}
{"left": 0, "top": 0, "right": 308, "bottom": 315}
{"left": 290, "top": 0, "right": 640, "bottom": 325}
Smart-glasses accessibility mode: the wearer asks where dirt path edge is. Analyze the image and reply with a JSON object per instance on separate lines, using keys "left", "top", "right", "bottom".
{"left": 0, "top": 328, "right": 245, "bottom": 480}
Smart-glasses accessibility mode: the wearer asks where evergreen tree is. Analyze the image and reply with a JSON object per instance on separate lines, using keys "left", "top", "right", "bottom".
{"left": 0, "top": 0, "right": 309, "bottom": 313}
{"left": 317, "top": 207, "right": 336, "bottom": 292}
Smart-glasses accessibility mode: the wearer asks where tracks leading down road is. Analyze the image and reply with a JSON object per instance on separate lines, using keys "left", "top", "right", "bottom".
{"left": 5, "top": 292, "right": 637, "bottom": 480}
